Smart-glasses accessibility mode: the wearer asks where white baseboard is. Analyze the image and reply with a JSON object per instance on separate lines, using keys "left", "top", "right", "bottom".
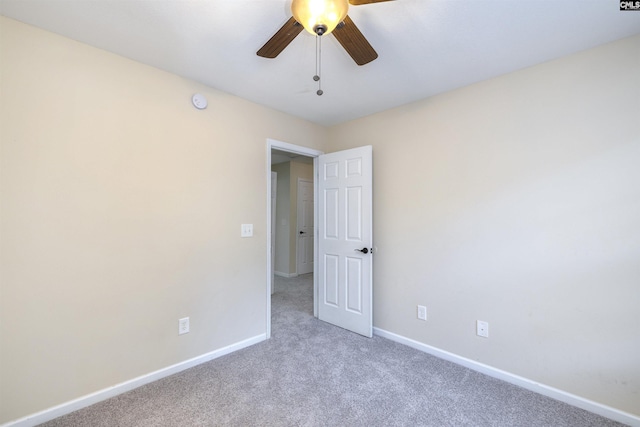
{"left": 274, "top": 271, "right": 298, "bottom": 278}
{"left": 2, "top": 333, "right": 267, "bottom": 427}
{"left": 373, "top": 327, "right": 639, "bottom": 427}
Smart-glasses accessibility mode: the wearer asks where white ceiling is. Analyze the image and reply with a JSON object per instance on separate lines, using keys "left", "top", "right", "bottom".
{"left": 2, "top": 0, "right": 639, "bottom": 126}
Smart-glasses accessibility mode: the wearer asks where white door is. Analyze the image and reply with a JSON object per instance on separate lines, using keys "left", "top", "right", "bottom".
{"left": 297, "top": 179, "right": 314, "bottom": 275}
{"left": 271, "top": 171, "right": 277, "bottom": 294}
{"left": 317, "top": 146, "right": 373, "bottom": 337}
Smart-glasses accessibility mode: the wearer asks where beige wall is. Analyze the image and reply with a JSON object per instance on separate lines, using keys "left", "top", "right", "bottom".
{"left": 0, "top": 17, "right": 327, "bottom": 423}
{"left": 327, "top": 35, "right": 640, "bottom": 415}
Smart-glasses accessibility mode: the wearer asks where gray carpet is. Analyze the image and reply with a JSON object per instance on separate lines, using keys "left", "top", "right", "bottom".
{"left": 42, "top": 274, "right": 625, "bottom": 426}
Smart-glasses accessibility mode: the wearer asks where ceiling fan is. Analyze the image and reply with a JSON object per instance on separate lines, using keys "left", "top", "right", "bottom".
{"left": 257, "top": 0, "right": 394, "bottom": 66}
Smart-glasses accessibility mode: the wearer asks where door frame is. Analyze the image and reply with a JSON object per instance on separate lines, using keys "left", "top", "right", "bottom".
{"left": 266, "top": 139, "right": 323, "bottom": 339}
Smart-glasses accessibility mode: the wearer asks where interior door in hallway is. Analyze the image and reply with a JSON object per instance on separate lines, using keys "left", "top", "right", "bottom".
{"left": 271, "top": 171, "right": 277, "bottom": 294}
{"left": 317, "top": 146, "right": 373, "bottom": 337}
{"left": 297, "top": 179, "right": 314, "bottom": 275}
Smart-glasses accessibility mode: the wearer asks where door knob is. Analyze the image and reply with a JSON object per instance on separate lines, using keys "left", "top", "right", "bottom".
{"left": 355, "top": 247, "right": 369, "bottom": 254}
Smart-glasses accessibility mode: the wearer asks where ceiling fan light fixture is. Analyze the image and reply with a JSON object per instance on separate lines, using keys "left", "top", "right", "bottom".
{"left": 291, "top": 0, "right": 349, "bottom": 36}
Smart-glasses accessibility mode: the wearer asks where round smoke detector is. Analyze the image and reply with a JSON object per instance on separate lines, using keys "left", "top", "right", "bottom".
{"left": 191, "top": 93, "right": 208, "bottom": 110}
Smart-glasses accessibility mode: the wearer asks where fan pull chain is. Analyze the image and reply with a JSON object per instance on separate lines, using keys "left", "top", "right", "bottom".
{"left": 314, "top": 35, "right": 323, "bottom": 96}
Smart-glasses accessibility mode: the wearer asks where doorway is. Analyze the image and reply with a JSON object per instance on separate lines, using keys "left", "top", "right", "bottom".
{"left": 267, "top": 140, "right": 375, "bottom": 339}
{"left": 266, "top": 139, "right": 323, "bottom": 339}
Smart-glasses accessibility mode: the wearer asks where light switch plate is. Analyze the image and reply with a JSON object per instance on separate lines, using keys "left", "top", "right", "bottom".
{"left": 179, "top": 317, "right": 189, "bottom": 335}
{"left": 241, "top": 224, "right": 253, "bottom": 237}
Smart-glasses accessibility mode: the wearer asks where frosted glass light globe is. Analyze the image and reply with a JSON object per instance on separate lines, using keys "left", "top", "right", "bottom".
{"left": 291, "top": 0, "right": 349, "bottom": 36}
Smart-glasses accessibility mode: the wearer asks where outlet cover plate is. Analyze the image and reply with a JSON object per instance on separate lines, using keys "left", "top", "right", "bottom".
{"left": 477, "top": 320, "right": 489, "bottom": 338}
{"left": 417, "top": 305, "right": 427, "bottom": 321}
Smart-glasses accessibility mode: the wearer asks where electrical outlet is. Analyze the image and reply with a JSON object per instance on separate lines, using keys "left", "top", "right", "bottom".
{"left": 179, "top": 317, "right": 190, "bottom": 335}
{"left": 417, "top": 305, "right": 427, "bottom": 321}
{"left": 476, "top": 320, "right": 489, "bottom": 338}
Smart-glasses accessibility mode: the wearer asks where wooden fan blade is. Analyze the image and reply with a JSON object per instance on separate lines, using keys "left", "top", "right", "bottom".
{"left": 332, "top": 15, "right": 378, "bottom": 66}
{"left": 349, "top": 0, "right": 394, "bottom": 5}
{"left": 257, "top": 17, "right": 303, "bottom": 58}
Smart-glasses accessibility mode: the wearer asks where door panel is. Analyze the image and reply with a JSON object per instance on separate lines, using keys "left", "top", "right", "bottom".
{"left": 324, "top": 188, "right": 339, "bottom": 238}
{"left": 318, "top": 146, "right": 372, "bottom": 337}
{"left": 324, "top": 254, "right": 339, "bottom": 307}
{"left": 346, "top": 187, "right": 362, "bottom": 240}
{"left": 346, "top": 256, "right": 363, "bottom": 313}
